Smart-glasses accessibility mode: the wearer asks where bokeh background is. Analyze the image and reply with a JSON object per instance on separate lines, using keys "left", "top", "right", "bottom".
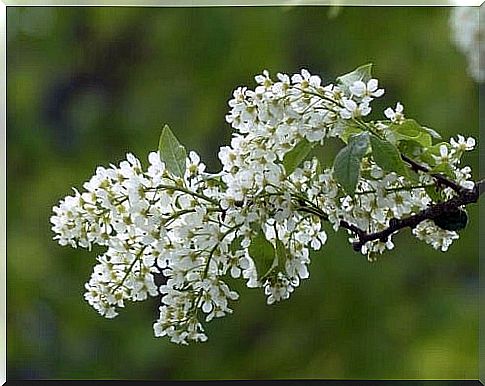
{"left": 7, "top": 6, "right": 480, "bottom": 380}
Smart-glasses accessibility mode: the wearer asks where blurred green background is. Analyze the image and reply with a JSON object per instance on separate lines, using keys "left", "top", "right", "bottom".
{"left": 7, "top": 6, "right": 480, "bottom": 380}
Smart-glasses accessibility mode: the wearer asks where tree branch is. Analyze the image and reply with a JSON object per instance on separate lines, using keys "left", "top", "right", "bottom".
{"left": 292, "top": 146, "right": 481, "bottom": 253}
{"left": 400, "top": 154, "right": 463, "bottom": 193}
{"left": 345, "top": 178, "right": 485, "bottom": 252}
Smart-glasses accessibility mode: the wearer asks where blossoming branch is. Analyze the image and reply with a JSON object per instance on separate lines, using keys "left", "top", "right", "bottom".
{"left": 51, "top": 64, "right": 482, "bottom": 345}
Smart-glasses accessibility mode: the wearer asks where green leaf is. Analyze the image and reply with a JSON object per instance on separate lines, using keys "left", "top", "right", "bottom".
{"left": 283, "top": 139, "right": 315, "bottom": 175}
{"left": 158, "top": 124, "right": 187, "bottom": 178}
{"left": 422, "top": 126, "right": 442, "bottom": 140}
{"left": 369, "top": 135, "right": 408, "bottom": 177}
{"left": 420, "top": 142, "right": 451, "bottom": 166}
{"left": 230, "top": 236, "right": 243, "bottom": 254}
{"left": 390, "top": 119, "right": 432, "bottom": 147}
{"left": 341, "top": 125, "right": 363, "bottom": 144}
{"left": 407, "top": 168, "right": 421, "bottom": 184}
{"left": 337, "top": 63, "right": 373, "bottom": 92}
{"left": 412, "top": 132, "right": 432, "bottom": 148}
{"left": 333, "top": 132, "right": 370, "bottom": 195}
{"left": 430, "top": 162, "right": 455, "bottom": 179}
{"left": 248, "top": 228, "right": 276, "bottom": 281}
{"left": 275, "top": 239, "right": 289, "bottom": 271}
{"left": 425, "top": 185, "right": 443, "bottom": 203}
{"left": 397, "top": 139, "right": 425, "bottom": 159}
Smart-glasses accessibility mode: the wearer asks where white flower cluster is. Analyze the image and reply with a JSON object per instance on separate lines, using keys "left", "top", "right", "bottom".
{"left": 221, "top": 69, "right": 385, "bottom": 297}
{"left": 222, "top": 68, "right": 475, "bottom": 258}
{"left": 450, "top": 6, "right": 484, "bottom": 82}
{"left": 412, "top": 220, "right": 459, "bottom": 252}
{"left": 52, "top": 151, "right": 241, "bottom": 343}
{"left": 52, "top": 65, "right": 477, "bottom": 344}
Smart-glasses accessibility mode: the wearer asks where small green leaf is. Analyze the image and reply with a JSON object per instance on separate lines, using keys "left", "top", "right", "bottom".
{"left": 275, "top": 239, "right": 289, "bottom": 271}
{"left": 397, "top": 139, "right": 425, "bottom": 159}
{"left": 341, "top": 125, "right": 363, "bottom": 144}
{"left": 422, "top": 126, "right": 442, "bottom": 140}
{"left": 283, "top": 139, "right": 315, "bottom": 175}
{"left": 413, "top": 132, "right": 432, "bottom": 148}
{"left": 369, "top": 135, "right": 408, "bottom": 177}
{"left": 425, "top": 185, "right": 444, "bottom": 203}
{"left": 430, "top": 162, "right": 455, "bottom": 179}
{"left": 420, "top": 142, "right": 451, "bottom": 166}
{"left": 158, "top": 124, "right": 187, "bottom": 178}
{"left": 407, "top": 168, "right": 421, "bottom": 184}
{"left": 337, "top": 63, "right": 373, "bottom": 92}
{"left": 230, "top": 236, "right": 243, "bottom": 254}
{"left": 390, "top": 119, "right": 433, "bottom": 147}
{"left": 390, "top": 119, "right": 421, "bottom": 137}
{"left": 248, "top": 228, "right": 276, "bottom": 281}
{"left": 333, "top": 132, "right": 370, "bottom": 195}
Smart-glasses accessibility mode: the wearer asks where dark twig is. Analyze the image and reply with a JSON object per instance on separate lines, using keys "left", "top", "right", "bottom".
{"left": 295, "top": 179, "right": 484, "bottom": 252}
{"left": 348, "top": 179, "right": 485, "bottom": 251}
{"left": 400, "top": 154, "right": 463, "bottom": 193}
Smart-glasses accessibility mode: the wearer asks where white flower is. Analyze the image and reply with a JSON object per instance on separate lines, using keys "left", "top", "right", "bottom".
{"left": 291, "top": 68, "right": 322, "bottom": 88}
{"left": 412, "top": 220, "right": 459, "bottom": 252}
{"left": 455, "top": 166, "right": 475, "bottom": 190}
{"left": 432, "top": 144, "right": 450, "bottom": 164}
{"left": 349, "top": 78, "right": 384, "bottom": 101}
{"left": 450, "top": 7, "right": 484, "bottom": 82}
{"left": 339, "top": 98, "right": 371, "bottom": 119}
{"left": 186, "top": 150, "right": 206, "bottom": 178}
{"left": 459, "top": 180, "right": 475, "bottom": 190}
{"left": 450, "top": 135, "right": 475, "bottom": 152}
{"left": 384, "top": 102, "right": 405, "bottom": 123}
{"left": 254, "top": 70, "right": 273, "bottom": 94}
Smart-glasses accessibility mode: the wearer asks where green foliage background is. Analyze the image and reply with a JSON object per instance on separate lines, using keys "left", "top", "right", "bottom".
{"left": 7, "top": 6, "right": 480, "bottom": 380}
